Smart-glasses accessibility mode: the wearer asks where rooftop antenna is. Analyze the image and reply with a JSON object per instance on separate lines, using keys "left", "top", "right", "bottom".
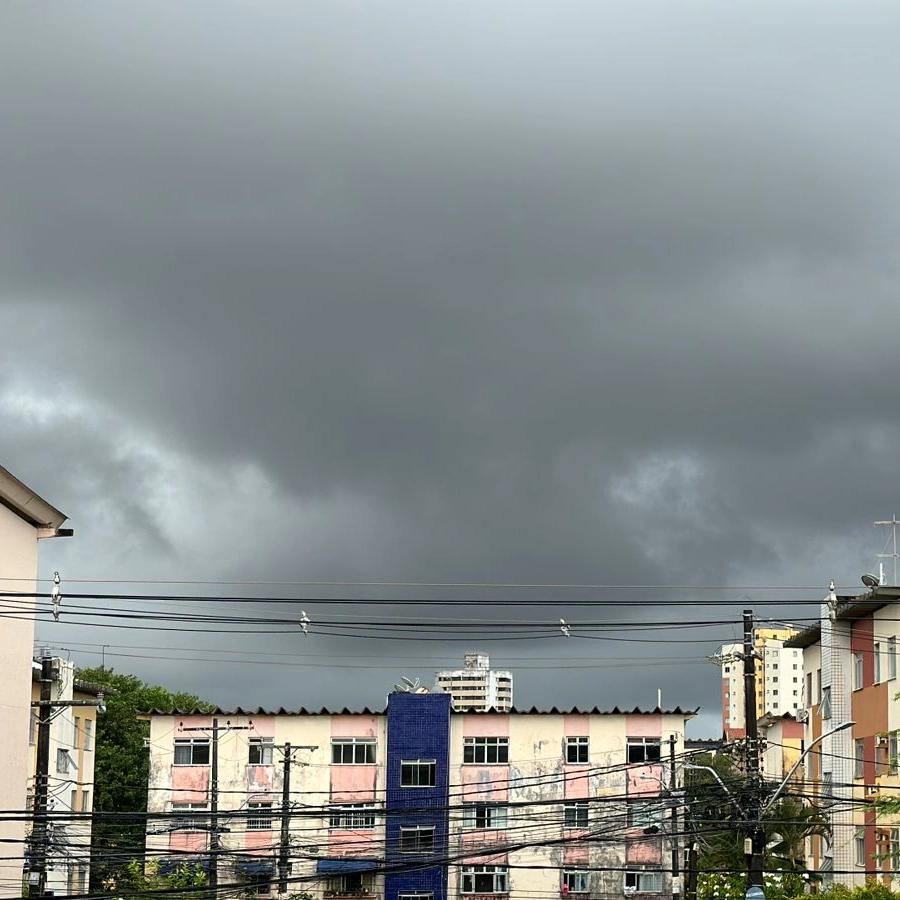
{"left": 875, "top": 516, "right": 899, "bottom": 586}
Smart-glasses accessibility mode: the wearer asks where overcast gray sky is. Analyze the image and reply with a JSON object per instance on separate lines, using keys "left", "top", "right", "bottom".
{"left": 3, "top": 1, "right": 900, "bottom": 736}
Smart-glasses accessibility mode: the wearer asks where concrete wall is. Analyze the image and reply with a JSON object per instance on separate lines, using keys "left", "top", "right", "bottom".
{"left": 0, "top": 505, "right": 40, "bottom": 896}
{"left": 147, "top": 708, "right": 690, "bottom": 900}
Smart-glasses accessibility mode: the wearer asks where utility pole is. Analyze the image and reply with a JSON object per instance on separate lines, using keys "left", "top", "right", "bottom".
{"left": 210, "top": 718, "right": 219, "bottom": 895}
{"left": 28, "top": 656, "right": 104, "bottom": 898}
{"left": 28, "top": 655, "right": 54, "bottom": 898}
{"left": 669, "top": 734, "right": 680, "bottom": 899}
{"left": 178, "top": 718, "right": 254, "bottom": 896}
{"left": 278, "top": 743, "right": 292, "bottom": 894}
{"left": 742, "top": 609, "right": 765, "bottom": 900}
{"left": 277, "top": 743, "right": 316, "bottom": 895}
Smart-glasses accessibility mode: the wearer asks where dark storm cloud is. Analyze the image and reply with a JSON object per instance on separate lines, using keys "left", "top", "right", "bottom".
{"left": 3, "top": 1, "right": 900, "bottom": 726}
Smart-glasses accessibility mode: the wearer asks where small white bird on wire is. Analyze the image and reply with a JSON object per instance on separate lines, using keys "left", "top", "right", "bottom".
{"left": 51, "top": 572, "right": 62, "bottom": 621}
{"left": 559, "top": 618, "right": 570, "bottom": 637}
{"left": 300, "top": 610, "right": 310, "bottom": 635}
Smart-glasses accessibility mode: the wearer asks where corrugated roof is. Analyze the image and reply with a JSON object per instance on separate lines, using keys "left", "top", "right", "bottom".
{"left": 144, "top": 704, "right": 698, "bottom": 718}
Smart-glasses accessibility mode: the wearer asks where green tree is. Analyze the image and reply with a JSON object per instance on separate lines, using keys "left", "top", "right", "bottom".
{"left": 75, "top": 667, "right": 215, "bottom": 893}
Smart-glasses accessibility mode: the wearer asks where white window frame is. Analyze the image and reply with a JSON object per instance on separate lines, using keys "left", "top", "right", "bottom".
{"left": 625, "top": 867, "right": 662, "bottom": 893}
{"left": 853, "top": 652, "right": 864, "bottom": 690}
{"left": 399, "top": 894, "right": 434, "bottom": 900}
{"left": 627, "top": 800, "right": 665, "bottom": 829}
{"left": 460, "top": 865, "right": 508, "bottom": 894}
{"left": 249, "top": 738, "right": 274, "bottom": 765}
{"left": 626, "top": 738, "right": 661, "bottom": 764}
{"left": 876, "top": 643, "right": 883, "bottom": 683}
{"left": 399, "top": 825, "right": 435, "bottom": 854}
{"left": 563, "top": 870, "right": 590, "bottom": 894}
{"left": 463, "top": 736, "right": 509, "bottom": 764}
{"left": 172, "top": 802, "right": 209, "bottom": 830}
{"left": 855, "top": 739, "right": 865, "bottom": 779}
{"left": 328, "top": 803, "right": 377, "bottom": 830}
{"left": 247, "top": 801, "right": 274, "bottom": 831}
{"left": 890, "top": 637, "right": 898, "bottom": 680}
{"left": 83, "top": 719, "right": 93, "bottom": 752}
{"left": 564, "top": 800, "right": 589, "bottom": 828}
{"left": 566, "top": 736, "right": 589, "bottom": 764}
{"left": 855, "top": 829, "right": 867, "bottom": 867}
{"left": 462, "top": 802, "right": 508, "bottom": 830}
{"left": 174, "top": 738, "right": 210, "bottom": 766}
{"left": 331, "top": 737, "right": 376, "bottom": 765}
{"left": 400, "top": 759, "right": 437, "bottom": 787}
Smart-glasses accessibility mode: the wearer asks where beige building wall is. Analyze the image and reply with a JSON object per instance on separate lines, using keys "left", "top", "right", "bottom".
{"left": 29, "top": 660, "right": 99, "bottom": 896}
{"left": 0, "top": 506, "right": 40, "bottom": 896}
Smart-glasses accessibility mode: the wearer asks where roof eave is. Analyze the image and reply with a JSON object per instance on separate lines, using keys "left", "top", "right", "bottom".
{"left": 0, "top": 465, "right": 68, "bottom": 532}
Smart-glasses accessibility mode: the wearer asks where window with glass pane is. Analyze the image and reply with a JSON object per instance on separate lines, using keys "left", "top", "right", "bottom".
{"left": 172, "top": 803, "right": 208, "bottom": 830}
{"left": 400, "top": 759, "right": 436, "bottom": 787}
{"left": 627, "top": 801, "right": 664, "bottom": 829}
{"left": 855, "top": 740, "right": 865, "bottom": 778}
{"left": 853, "top": 652, "right": 864, "bottom": 690}
{"left": 329, "top": 804, "right": 377, "bottom": 829}
{"left": 625, "top": 868, "right": 662, "bottom": 893}
{"left": 626, "top": 738, "right": 661, "bottom": 764}
{"left": 563, "top": 871, "right": 589, "bottom": 893}
{"left": 463, "top": 737, "right": 509, "bottom": 764}
{"left": 249, "top": 738, "right": 274, "bottom": 765}
{"left": 331, "top": 738, "right": 376, "bottom": 765}
{"left": 174, "top": 739, "right": 210, "bottom": 765}
{"left": 460, "top": 866, "right": 508, "bottom": 893}
{"left": 248, "top": 802, "right": 273, "bottom": 830}
{"left": 463, "top": 803, "right": 507, "bottom": 829}
{"left": 566, "top": 737, "right": 589, "bottom": 764}
{"left": 890, "top": 637, "right": 898, "bottom": 680}
{"left": 564, "top": 801, "right": 589, "bottom": 828}
{"left": 399, "top": 826, "right": 435, "bottom": 853}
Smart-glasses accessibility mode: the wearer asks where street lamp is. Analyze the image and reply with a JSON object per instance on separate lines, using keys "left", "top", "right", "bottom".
{"left": 745, "top": 719, "right": 854, "bottom": 900}
{"left": 761, "top": 719, "right": 854, "bottom": 815}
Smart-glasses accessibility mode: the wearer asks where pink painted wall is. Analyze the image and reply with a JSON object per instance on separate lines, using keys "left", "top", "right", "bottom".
{"left": 460, "top": 831, "right": 507, "bottom": 851}
{"left": 563, "top": 714, "right": 589, "bottom": 736}
{"left": 624, "top": 714, "right": 662, "bottom": 738}
{"left": 564, "top": 845, "right": 589, "bottom": 865}
{"left": 245, "top": 831, "right": 272, "bottom": 850}
{"left": 331, "top": 715, "right": 380, "bottom": 738}
{"left": 330, "top": 766, "right": 378, "bottom": 802}
{"left": 563, "top": 768, "right": 591, "bottom": 799}
{"left": 626, "top": 838, "right": 662, "bottom": 864}
{"left": 169, "top": 831, "right": 207, "bottom": 853}
{"left": 247, "top": 767, "right": 274, "bottom": 792}
{"left": 172, "top": 768, "right": 210, "bottom": 794}
{"left": 461, "top": 766, "right": 509, "bottom": 801}
{"left": 329, "top": 830, "right": 379, "bottom": 856}
{"left": 625, "top": 765, "right": 664, "bottom": 796}
{"left": 460, "top": 714, "right": 510, "bottom": 737}
{"left": 248, "top": 716, "right": 275, "bottom": 737}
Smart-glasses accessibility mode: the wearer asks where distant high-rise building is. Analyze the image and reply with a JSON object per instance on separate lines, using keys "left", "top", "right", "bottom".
{"left": 720, "top": 626, "right": 802, "bottom": 740}
{"left": 435, "top": 652, "right": 513, "bottom": 711}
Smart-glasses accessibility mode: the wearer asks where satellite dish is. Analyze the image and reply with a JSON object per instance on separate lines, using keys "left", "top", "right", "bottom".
{"left": 393, "top": 676, "right": 421, "bottom": 693}
{"left": 862, "top": 573, "right": 881, "bottom": 589}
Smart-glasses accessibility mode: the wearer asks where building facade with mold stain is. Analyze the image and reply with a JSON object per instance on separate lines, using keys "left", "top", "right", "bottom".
{"left": 145, "top": 695, "right": 695, "bottom": 900}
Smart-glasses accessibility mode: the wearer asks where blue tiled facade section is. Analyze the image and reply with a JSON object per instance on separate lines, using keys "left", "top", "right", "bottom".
{"left": 384, "top": 692, "right": 451, "bottom": 900}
